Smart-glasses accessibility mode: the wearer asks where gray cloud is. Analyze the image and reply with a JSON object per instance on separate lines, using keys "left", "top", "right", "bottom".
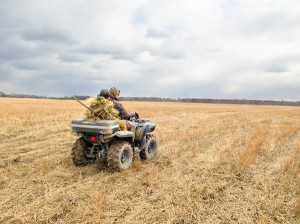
{"left": 13, "top": 61, "right": 41, "bottom": 71}
{"left": 77, "top": 44, "right": 136, "bottom": 61}
{"left": 264, "top": 63, "right": 288, "bottom": 73}
{"left": 0, "top": 65, "right": 15, "bottom": 81}
{"left": 146, "top": 27, "right": 171, "bottom": 39}
{"left": 21, "top": 27, "right": 74, "bottom": 44}
{"left": 58, "top": 52, "right": 88, "bottom": 63}
{"left": 0, "top": 38, "right": 40, "bottom": 60}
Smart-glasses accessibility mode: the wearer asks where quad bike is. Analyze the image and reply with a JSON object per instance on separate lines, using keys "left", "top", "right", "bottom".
{"left": 71, "top": 118, "right": 158, "bottom": 171}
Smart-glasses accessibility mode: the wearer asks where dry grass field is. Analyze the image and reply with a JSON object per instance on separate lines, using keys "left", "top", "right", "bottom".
{"left": 0, "top": 98, "right": 299, "bottom": 224}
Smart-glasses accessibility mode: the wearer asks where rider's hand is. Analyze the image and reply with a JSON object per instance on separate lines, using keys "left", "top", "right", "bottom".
{"left": 134, "top": 112, "right": 139, "bottom": 119}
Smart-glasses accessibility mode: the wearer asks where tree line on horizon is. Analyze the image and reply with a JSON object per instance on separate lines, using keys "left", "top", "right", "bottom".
{"left": 0, "top": 91, "right": 299, "bottom": 107}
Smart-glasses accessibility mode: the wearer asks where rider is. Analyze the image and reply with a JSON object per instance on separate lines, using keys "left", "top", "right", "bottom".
{"left": 109, "top": 87, "right": 139, "bottom": 120}
{"left": 109, "top": 86, "right": 139, "bottom": 131}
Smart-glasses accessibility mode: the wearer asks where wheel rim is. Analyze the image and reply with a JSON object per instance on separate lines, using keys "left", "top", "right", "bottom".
{"left": 148, "top": 140, "right": 157, "bottom": 155}
{"left": 121, "top": 150, "right": 129, "bottom": 163}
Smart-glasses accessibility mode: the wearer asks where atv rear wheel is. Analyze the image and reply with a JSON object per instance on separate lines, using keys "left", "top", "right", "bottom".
{"left": 140, "top": 134, "right": 158, "bottom": 160}
{"left": 71, "top": 137, "right": 93, "bottom": 166}
{"left": 107, "top": 141, "right": 133, "bottom": 171}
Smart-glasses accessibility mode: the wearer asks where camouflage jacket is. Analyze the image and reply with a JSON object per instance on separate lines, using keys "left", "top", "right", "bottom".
{"left": 111, "top": 99, "right": 135, "bottom": 120}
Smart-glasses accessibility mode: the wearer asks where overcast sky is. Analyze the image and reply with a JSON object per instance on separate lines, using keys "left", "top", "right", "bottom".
{"left": 1, "top": 0, "right": 300, "bottom": 100}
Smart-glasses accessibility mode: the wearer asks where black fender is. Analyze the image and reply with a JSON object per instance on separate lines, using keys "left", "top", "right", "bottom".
{"left": 136, "top": 123, "right": 156, "bottom": 148}
{"left": 114, "top": 131, "right": 135, "bottom": 148}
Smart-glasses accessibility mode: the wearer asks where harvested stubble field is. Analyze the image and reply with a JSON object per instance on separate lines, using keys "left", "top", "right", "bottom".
{"left": 0, "top": 98, "right": 299, "bottom": 224}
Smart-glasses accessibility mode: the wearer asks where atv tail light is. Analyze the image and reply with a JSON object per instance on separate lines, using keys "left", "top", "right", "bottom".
{"left": 90, "top": 136, "right": 97, "bottom": 142}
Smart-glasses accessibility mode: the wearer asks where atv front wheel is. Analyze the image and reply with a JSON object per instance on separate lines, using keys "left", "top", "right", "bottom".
{"left": 71, "top": 137, "right": 93, "bottom": 166}
{"left": 107, "top": 141, "right": 133, "bottom": 171}
{"left": 140, "top": 134, "right": 158, "bottom": 160}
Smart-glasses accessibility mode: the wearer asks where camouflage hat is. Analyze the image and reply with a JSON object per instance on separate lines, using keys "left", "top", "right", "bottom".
{"left": 99, "top": 89, "right": 110, "bottom": 98}
{"left": 109, "top": 86, "right": 120, "bottom": 96}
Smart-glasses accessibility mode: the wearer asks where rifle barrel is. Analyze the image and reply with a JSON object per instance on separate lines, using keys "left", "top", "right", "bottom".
{"left": 73, "top": 96, "right": 94, "bottom": 113}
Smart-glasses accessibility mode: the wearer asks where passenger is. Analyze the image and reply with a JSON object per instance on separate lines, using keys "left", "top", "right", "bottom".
{"left": 98, "top": 89, "right": 111, "bottom": 100}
